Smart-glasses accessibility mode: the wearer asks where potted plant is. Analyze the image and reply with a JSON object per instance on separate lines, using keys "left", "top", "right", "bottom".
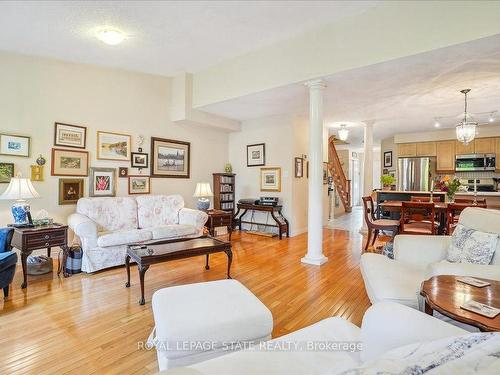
{"left": 380, "top": 174, "right": 395, "bottom": 190}
{"left": 435, "top": 175, "right": 461, "bottom": 202}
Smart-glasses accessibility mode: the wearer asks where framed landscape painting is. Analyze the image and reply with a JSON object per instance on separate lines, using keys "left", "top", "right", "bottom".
{"left": 89, "top": 167, "right": 116, "bottom": 197}
{"left": 247, "top": 143, "right": 265, "bottom": 167}
{"left": 131, "top": 152, "right": 148, "bottom": 168}
{"left": 128, "top": 176, "right": 150, "bottom": 194}
{"left": 0, "top": 162, "right": 14, "bottom": 183}
{"left": 54, "top": 122, "right": 87, "bottom": 149}
{"left": 97, "top": 131, "right": 131, "bottom": 161}
{"left": 0, "top": 134, "right": 30, "bottom": 157}
{"left": 260, "top": 167, "right": 281, "bottom": 192}
{"left": 51, "top": 148, "right": 89, "bottom": 176}
{"left": 59, "top": 178, "right": 84, "bottom": 205}
{"left": 151, "top": 137, "right": 190, "bottom": 178}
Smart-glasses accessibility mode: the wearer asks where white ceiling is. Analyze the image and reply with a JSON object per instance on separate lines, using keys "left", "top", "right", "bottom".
{"left": 0, "top": 0, "right": 378, "bottom": 75}
{"left": 201, "top": 34, "right": 500, "bottom": 147}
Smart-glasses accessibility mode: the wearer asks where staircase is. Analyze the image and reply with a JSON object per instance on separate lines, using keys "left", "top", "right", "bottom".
{"left": 328, "top": 136, "right": 352, "bottom": 213}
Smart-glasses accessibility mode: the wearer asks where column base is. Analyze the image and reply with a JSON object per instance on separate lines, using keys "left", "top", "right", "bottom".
{"left": 301, "top": 255, "right": 328, "bottom": 266}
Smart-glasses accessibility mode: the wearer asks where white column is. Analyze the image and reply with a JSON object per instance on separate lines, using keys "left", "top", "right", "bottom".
{"left": 360, "top": 121, "right": 374, "bottom": 233}
{"left": 301, "top": 79, "right": 328, "bottom": 266}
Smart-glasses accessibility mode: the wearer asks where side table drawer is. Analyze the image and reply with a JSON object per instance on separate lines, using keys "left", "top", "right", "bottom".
{"left": 26, "top": 230, "right": 66, "bottom": 249}
{"left": 211, "top": 216, "right": 232, "bottom": 227}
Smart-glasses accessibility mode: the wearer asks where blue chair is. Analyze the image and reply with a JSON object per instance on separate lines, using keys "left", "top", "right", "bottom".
{"left": 0, "top": 227, "right": 17, "bottom": 298}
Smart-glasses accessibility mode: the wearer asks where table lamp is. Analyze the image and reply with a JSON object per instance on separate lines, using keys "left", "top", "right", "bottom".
{"left": 193, "top": 182, "right": 213, "bottom": 211}
{"left": 0, "top": 174, "right": 40, "bottom": 226}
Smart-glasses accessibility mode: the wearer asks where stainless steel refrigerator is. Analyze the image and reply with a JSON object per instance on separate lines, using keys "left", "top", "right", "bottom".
{"left": 397, "top": 157, "right": 435, "bottom": 191}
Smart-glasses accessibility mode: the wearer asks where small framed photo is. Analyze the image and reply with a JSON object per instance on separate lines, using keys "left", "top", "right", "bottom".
{"left": 294, "top": 157, "right": 303, "bottom": 178}
{"left": 97, "top": 131, "right": 131, "bottom": 161}
{"left": 247, "top": 143, "right": 265, "bottom": 167}
{"left": 0, "top": 162, "right": 14, "bottom": 183}
{"left": 30, "top": 165, "right": 44, "bottom": 181}
{"left": 89, "top": 167, "right": 116, "bottom": 197}
{"left": 131, "top": 152, "right": 149, "bottom": 168}
{"left": 323, "top": 162, "right": 329, "bottom": 185}
{"left": 260, "top": 167, "right": 281, "bottom": 192}
{"left": 51, "top": 148, "right": 89, "bottom": 176}
{"left": 384, "top": 151, "right": 393, "bottom": 168}
{"left": 151, "top": 137, "right": 190, "bottom": 178}
{"left": 0, "top": 134, "right": 30, "bottom": 157}
{"left": 119, "top": 167, "right": 128, "bottom": 178}
{"left": 54, "top": 122, "right": 87, "bottom": 149}
{"left": 59, "top": 178, "right": 84, "bottom": 205}
{"left": 128, "top": 176, "right": 151, "bottom": 195}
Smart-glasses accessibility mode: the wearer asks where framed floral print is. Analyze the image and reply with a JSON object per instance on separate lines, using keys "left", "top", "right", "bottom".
{"left": 151, "top": 137, "right": 190, "bottom": 178}
{"left": 247, "top": 143, "right": 265, "bottom": 167}
{"left": 0, "top": 162, "right": 14, "bottom": 183}
{"left": 97, "top": 131, "right": 131, "bottom": 161}
{"left": 51, "top": 148, "right": 89, "bottom": 176}
{"left": 54, "top": 122, "right": 87, "bottom": 149}
{"left": 0, "top": 134, "right": 30, "bottom": 157}
{"left": 59, "top": 178, "right": 84, "bottom": 205}
{"left": 128, "top": 176, "right": 151, "bottom": 195}
{"left": 260, "top": 167, "right": 281, "bottom": 192}
{"left": 89, "top": 167, "right": 116, "bottom": 197}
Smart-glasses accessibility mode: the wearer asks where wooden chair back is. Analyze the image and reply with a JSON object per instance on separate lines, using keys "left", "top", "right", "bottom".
{"left": 400, "top": 201, "right": 436, "bottom": 234}
{"left": 410, "top": 196, "right": 441, "bottom": 203}
{"left": 362, "top": 196, "right": 376, "bottom": 227}
{"left": 446, "top": 202, "right": 487, "bottom": 234}
{"left": 454, "top": 198, "right": 487, "bottom": 205}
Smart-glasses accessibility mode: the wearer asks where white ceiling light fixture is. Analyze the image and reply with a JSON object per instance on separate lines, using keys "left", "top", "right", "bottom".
{"left": 455, "top": 89, "right": 477, "bottom": 145}
{"left": 338, "top": 124, "right": 349, "bottom": 141}
{"left": 96, "top": 28, "right": 126, "bottom": 46}
{"left": 433, "top": 118, "right": 441, "bottom": 127}
{"left": 489, "top": 111, "right": 496, "bottom": 123}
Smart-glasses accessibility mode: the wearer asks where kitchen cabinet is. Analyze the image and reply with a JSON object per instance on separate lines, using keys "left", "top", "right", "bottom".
{"left": 436, "top": 141, "right": 455, "bottom": 172}
{"left": 398, "top": 143, "right": 417, "bottom": 157}
{"left": 455, "top": 140, "right": 474, "bottom": 155}
{"left": 474, "top": 137, "right": 495, "bottom": 153}
{"left": 496, "top": 138, "right": 500, "bottom": 172}
{"left": 416, "top": 142, "right": 436, "bottom": 156}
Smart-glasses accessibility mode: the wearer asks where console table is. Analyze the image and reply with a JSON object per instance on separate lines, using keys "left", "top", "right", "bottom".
{"left": 234, "top": 203, "right": 289, "bottom": 239}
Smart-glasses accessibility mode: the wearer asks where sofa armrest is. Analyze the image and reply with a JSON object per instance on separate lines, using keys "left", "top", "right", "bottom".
{"left": 394, "top": 235, "right": 451, "bottom": 268}
{"left": 426, "top": 261, "right": 500, "bottom": 280}
{"left": 68, "top": 213, "right": 98, "bottom": 239}
{"left": 178, "top": 208, "right": 208, "bottom": 229}
{"left": 360, "top": 302, "right": 466, "bottom": 363}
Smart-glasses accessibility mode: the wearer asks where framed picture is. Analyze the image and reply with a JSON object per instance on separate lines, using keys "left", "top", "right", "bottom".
{"left": 54, "top": 122, "right": 87, "bottom": 149}
{"left": 260, "top": 167, "right": 281, "bottom": 192}
{"left": 30, "top": 165, "right": 44, "bottom": 181}
{"left": 51, "top": 148, "right": 89, "bottom": 176}
{"left": 384, "top": 151, "right": 393, "bottom": 168}
{"left": 89, "top": 167, "right": 116, "bottom": 197}
{"left": 323, "top": 162, "right": 329, "bottom": 184}
{"left": 97, "top": 131, "right": 131, "bottom": 161}
{"left": 247, "top": 143, "right": 265, "bottom": 167}
{"left": 119, "top": 167, "right": 128, "bottom": 178}
{"left": 306, "top": 161, "right": 309, "bottom": 178}
{"left": 131, "top": 152, "right": 148, "bottom": 168}
{"left": 128, "top": 176, "right": 151, "bottom": 195}
{"left": 0, "top": 162, "right": 14, "bottom": 183}
{"left": 58, "top": 178, "right": 84, "bottom": 205}
{"left": 151, "top": 137, "right": 190, "bottom": 178}
{"left": 0, "top": 134, "right": 30, "bottom": 157}
{"left": 294, "top": 157, "right": 303, "bottom": 178}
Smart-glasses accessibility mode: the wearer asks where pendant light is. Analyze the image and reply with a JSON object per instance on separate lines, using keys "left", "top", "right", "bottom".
{"left": 455, "top": 89, "right": 477, "bottom": 145}
{"left": 338, "top": 124, "right": 349, "bottom": 141}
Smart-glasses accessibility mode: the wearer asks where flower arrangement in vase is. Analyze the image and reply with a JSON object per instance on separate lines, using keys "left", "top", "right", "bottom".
{"left": 435, "top": 175, "right": 461, "bottom": 202}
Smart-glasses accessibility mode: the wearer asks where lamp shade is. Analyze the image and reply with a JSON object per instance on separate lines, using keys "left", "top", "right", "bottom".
{"left": 193, "top": 182, "right": 213, "bottom": 198}
{"left": 0, "top": 177, "right": 40, "bottom": 200}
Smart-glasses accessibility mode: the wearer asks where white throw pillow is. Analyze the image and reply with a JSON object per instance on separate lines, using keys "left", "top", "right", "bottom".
{"left": 446, "top": 223, "right": 498, "bottom": 265}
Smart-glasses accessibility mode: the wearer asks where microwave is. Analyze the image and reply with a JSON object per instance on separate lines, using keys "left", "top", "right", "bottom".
{"left": 455, "top": 153, "right": 496, "bottom": 171}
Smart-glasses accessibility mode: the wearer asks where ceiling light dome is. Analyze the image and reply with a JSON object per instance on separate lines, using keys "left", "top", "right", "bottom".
{"left": 455, "top": 89, "right": 477, "bottom": 145}
{"left": 96, "top": 28, "right": 126, "bottom": 45}
{"left": 338, "top": 124, "right": 349, "bottom": 141}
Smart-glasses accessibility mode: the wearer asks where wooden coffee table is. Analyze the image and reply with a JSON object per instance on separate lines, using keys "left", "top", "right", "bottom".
{"left": 421, "top": 275, "right": 500, "bottom": 332}
{"left": 125, "top": 236, "right": 232, "bottom": 305}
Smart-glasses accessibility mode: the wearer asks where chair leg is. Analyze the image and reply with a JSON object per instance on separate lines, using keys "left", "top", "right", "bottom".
{"left": 371, "top": 230, "right": 379, "bottom": 246}
{"left": 3, "top": 286, "right": 9, "bottom": 298}
{"left": 364, "top": 229, "right": 372, "bottom": 251}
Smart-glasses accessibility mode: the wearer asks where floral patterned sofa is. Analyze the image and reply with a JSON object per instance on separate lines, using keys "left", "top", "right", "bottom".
{"left": 68, "top": 195, "right": 208, "bottom": 273}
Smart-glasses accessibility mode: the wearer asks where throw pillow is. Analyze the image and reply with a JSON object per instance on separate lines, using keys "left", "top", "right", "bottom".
{"left": 0, "top": 227, "right": 13, "bottom": 253}
{"left": 446, "top": 223, "right": 498, "bottom": 265}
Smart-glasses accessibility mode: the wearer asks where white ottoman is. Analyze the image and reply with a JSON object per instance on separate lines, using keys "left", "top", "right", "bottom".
{"left": 150, "top": 279, "right": 273, "bottom": 370}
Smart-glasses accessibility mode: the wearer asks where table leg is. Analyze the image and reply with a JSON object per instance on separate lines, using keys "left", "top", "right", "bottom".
{"left": 58, "top": 246, "right": 70, "bottom": 278}
{"left": 47, "top": 247, "right": 51, "bottom": 258}
{"left": 228, "top": 224, "right": 232, "bottom": 241}
{"left": 21, "top": 250, "right": 32, "bottom": 289}
{"left": 138, "top": 264, "right": 150, "bottom": 305}
{"left": 424, "top": 301, "right": 433, "bottom": 316}
{"left": 205, "top": 254, "right": 210, "bottom": 270}
{"left": 125, "top": 255, "right": 131, "bottom": 287}
{"left": 224, "top": 247, "right": 233, "bottom": 279}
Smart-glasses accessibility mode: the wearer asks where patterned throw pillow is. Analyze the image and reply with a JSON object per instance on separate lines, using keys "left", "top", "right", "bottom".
{"left": 446, "top": 223, "right": 498, "bottom": 265}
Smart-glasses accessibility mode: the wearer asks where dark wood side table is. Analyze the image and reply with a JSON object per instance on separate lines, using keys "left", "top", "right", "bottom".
{"left": 234, "top": 203, "right": 290, "bottom": 239}
{"left": 421, "top": 275, "right": 500, "bottom": 332}
{"left": 206, "top": 209, "right": 233, "bottom": 241}
{"left": 11, "top": 224, "right": 68, "bottom": 288}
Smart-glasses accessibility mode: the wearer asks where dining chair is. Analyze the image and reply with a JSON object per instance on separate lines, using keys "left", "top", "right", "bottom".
{"left": 446, "top": 202, "right": 487, "bottom": 234}
{"left": 400, "top": 201, "right": 438, "bottom": 235}
{"left": 362, "top": 196, "right": 400, "bottom": 251}
{"left": 454, "top": 198, "right": 487, "bottom": 205}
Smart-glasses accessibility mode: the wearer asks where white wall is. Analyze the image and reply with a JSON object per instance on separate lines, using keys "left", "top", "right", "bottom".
{"left": 0, "top": 52, "right": 229, "bottom": 225}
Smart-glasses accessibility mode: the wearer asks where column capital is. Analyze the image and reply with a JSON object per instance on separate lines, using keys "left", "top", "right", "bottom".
{"left": 362, "top": 120, "right": 375, "bottom": 128}
{"left": 305, "top": 79, "right": 327, "bottom": 90}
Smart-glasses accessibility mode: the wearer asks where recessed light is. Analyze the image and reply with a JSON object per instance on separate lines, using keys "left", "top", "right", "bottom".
{"left": 434, "top": 119, "right": 440, "bottom": 128}
{"left": 96, "top": 28, "right": 126, "bottom": 46}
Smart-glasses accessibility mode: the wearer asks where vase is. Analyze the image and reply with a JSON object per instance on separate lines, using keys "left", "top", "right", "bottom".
{"left": 446, "top": 193, "right": 455, "bottom": 203}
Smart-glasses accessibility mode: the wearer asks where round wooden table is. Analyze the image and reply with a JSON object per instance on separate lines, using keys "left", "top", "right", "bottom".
{"left": 420, "top": 275, "right": 500, "bottom": 332}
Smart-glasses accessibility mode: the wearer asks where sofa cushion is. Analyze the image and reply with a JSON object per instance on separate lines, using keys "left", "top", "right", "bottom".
{"left": 77, "top": 197, "right": 138, "bottom": 231}
{"left": 150, "top": 224, "right": 198, "bottom": 240}
{"left": 97, "top": 229, "right": 152, "bottom": 248}
{"left": 136, "top": 195, "right": 185, "bottom": 229}
{"left": 446, "top": 223, "right": 498, "bottom": 265}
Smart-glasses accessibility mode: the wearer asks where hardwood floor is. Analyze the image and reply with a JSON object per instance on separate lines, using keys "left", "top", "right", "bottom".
{"left": 0, "top": 228, "right": 371, "bottom": 374}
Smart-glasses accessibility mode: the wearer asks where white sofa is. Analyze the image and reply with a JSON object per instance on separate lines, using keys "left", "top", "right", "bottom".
{"left": 361, "top": 207, "right": 500, "bottom": 309}
{"left": 160, "top": 302, "right": 469, "bottom": 375}
{"left": 68, "top": 195, "right": 208, "bottom": 273}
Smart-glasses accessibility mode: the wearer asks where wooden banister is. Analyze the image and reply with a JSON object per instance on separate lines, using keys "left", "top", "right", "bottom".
{"left": 328, "top": 136, "right": 352, "bottom": 212}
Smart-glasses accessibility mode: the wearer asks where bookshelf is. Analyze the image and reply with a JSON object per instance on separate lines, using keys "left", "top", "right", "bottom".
{"left": 213, "top": 173, "right": 236, "bottom": 214}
